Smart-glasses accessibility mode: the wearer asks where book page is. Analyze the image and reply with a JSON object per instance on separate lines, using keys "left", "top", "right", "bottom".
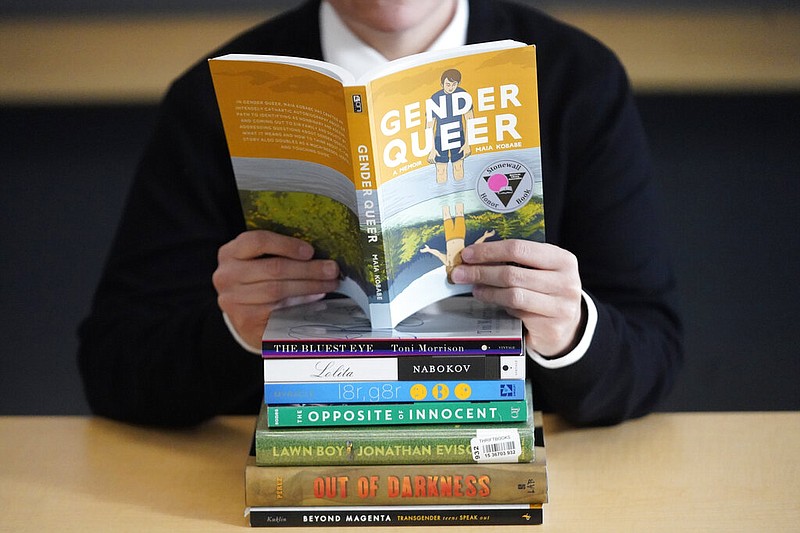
{"left": 210, "top": 58, "right": 374, "bottom": 306}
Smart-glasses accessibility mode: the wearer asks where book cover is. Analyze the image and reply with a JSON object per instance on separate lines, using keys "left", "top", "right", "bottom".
{"left": 263, "top": 354, "right": 526, "bottom": 383}
{"left": 209, "top": 40, "right": 544, "bottom": 328}
{"left": 263, "top": 379, "right": 524, "bottom": 405}
{"left": 245, "top": 412, "right": 547, "bottom": 507}
{"left": 266, "top": 396, "right": 527, "bottom": 428}
{"left": 247, "top": 503, "right": 543, "bottom": 527}
{"left": 260, "top": 296, "right": 523, "bottom": 357}
{"left": 255, "top": 389, "right": 537, "bottom": 466}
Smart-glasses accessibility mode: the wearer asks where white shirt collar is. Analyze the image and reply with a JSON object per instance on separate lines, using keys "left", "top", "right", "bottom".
{"left": 320, "top": 0, "right": 469, "bottom": 79}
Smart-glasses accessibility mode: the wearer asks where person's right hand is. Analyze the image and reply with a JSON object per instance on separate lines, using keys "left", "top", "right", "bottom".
{"left": 212, "top": 230, "right": 340, "bottom": 350}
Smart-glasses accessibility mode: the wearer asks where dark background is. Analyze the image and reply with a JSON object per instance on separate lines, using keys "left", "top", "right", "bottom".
{"left": 2, "top": 0, "right": 794, "bottom": 15}
{"left": 2, "top": 2, "right": 799, "bottom": 415}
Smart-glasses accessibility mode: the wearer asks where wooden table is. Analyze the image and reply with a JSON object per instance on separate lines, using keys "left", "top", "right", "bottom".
{"left": 1, "top": 412, "right": 798, "bottom": 531}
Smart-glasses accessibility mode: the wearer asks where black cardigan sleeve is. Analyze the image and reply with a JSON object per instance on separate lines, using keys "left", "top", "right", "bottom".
{"left": 78, "top": 1, "right": 326, "bottom": 427}
{"left": 465, "top": 2, "right": 684, "bottom": 426}
{"left": 77, "top": 68, "right": 263, "bottom": 427}
{"left": 78, "top": 0, "right": 682, "bottom": 427}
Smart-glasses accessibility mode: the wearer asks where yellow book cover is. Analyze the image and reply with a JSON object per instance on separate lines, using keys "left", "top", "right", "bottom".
{"left": 209, "top": 41, "right": 544, "bottom": 329}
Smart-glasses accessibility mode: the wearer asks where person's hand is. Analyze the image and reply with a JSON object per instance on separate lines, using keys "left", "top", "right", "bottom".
{"left": 450, "top": 239, "right": 585, "bottom": 357}
{"left": 212, "top": 230, "right": 340, "bottom": 350}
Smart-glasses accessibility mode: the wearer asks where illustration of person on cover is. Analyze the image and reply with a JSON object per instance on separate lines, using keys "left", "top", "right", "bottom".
{"left": 426, "top": 68, "right": 473, "bottom": 184}
{"left": 420, "top": 203, "right": 495, "bottom": 283}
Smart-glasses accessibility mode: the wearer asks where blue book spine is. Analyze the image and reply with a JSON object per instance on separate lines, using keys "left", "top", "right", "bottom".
{"left": 263, "top": 380, "right": 525, "bottom": 405}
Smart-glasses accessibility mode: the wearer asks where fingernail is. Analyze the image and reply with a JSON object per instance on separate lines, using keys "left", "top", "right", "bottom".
{"left": 323, "top": 261, "right": 339, "bottom": 277}
{"left": 299, "top": 242, "right": 315, "bottom": 259}
{"left": 450, "top": 267, "right": 466, "bottom": 283}
{"left": 460, "top": 247, "right": 473, "bottom": 261}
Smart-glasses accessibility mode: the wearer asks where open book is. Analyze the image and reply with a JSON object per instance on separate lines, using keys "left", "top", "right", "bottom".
{"left": 260, "top": 295, "right": 524, "bottom": 357}
{"left": 209, "top": 40, "right": 545, "bottom": 329}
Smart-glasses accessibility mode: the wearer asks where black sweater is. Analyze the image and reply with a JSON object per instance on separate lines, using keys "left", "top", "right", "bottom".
{"left": 78, "top": 0, "right": 682, "bottom": 427}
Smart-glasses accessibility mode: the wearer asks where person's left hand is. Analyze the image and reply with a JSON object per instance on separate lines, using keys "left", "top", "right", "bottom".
{"left": 450, "top": 239, "right": 585, "bottom": 357}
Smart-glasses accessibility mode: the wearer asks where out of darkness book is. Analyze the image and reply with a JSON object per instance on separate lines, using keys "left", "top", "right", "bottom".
{"left": 245, "top": 413, "right": 547, "bottom": 507}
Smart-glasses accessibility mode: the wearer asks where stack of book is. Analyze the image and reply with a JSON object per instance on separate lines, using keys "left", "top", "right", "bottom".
{"left": 244, "top": 297, "right": 548, "bottom": 527}
{"left": 208, "top": 37, "right": 551, "bottom": 527}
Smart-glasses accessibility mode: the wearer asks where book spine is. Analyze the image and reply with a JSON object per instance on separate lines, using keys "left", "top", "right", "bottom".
{"left": 344, "top": 86, "right": 387, "bottom": 307}
{"left": 247, "top": 504, "right": 543, "bottom": 527}
{"left": 256, "top": 426, "right": 534, "bottom": 466}
{"left": 262, "top": 338, "right": 523, "bottom": 357}
{"left": 264, "top": 380, "right": 525, "bottom": 405}
{"left": 263, "top": 354, "right": 527, "bottom": 382}
{"left": 266, "top": 398, "right": 527, "bottom": 427}
{"left": 245, "top": 460, "right": 547, "bottom": 507}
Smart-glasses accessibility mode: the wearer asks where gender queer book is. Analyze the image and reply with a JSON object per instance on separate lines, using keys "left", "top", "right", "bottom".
{"left": 255, "top": 386, "right": 537, "bottom": 466}
{"left": 261, "top": 296, "right": 524, "bottom": 357}
{"left": 209, "top": 40, "right": 545, "bottom": 329}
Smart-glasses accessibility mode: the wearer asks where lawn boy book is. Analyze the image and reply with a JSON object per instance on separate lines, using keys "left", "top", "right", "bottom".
{"left": 260, "top": 296, "right": 523, "bottom": 357}
{"left": 255, "top": 385, "right": 537, "bottom": 466}
{"left": 209, "top": 40, "right": 545, "bottom": 329}
{"left": 247, "top": 503, "right": 543, "bottom": 527}
{"left": 245, "top": 412, "right": 547, "bottom": 507}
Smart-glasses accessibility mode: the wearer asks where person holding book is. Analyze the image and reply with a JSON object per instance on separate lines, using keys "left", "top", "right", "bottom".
{"left": 78, "top": 0, "right": 683, "bottom": 427}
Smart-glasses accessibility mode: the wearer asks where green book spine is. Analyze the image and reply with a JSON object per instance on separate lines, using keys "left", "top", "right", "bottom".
{"left": 245, "top": 418, "right": 547, "bottom": 507}
{"left": 267, "top": 398, "right": 527, "bottom": 428}
{"left": 256, "top": 389, "right": 535, "bottom": 465}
